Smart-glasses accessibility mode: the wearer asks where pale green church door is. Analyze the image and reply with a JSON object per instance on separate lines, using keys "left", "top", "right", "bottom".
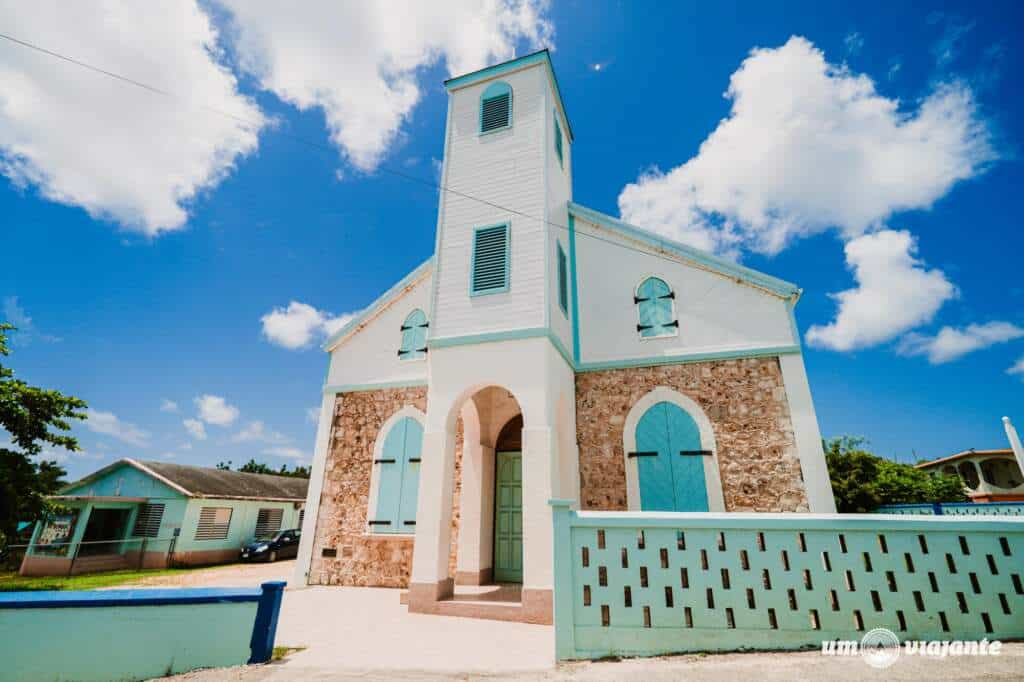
{"left": 493, "top": 451, "right": 523, "bottom": 583}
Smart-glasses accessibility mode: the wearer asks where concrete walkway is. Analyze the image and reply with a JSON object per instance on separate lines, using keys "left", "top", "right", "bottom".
{"left": 164, "top": 584, "right": 1024, "bottom": 681}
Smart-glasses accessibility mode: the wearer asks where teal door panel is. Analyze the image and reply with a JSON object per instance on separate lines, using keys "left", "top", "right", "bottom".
{"left": 635, "top": 403, "right": 676, "bottom": 511}
{"left": 397, "top": 418, "right": 423, "bottom": 530}
{"left": 664, "top": 403, "right": 709, "bottom": 512}
{"left": 494, "top": 451, "right": 523, "bottom": 583}
{"left": 635, "top": 401, "right": 710, "bottom": 512}
{"left": 373, "top": 419, "right": 407, "bottom": 530}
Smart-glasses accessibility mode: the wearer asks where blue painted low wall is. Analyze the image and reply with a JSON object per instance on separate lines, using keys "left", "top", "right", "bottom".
{"left": 878, "top": 502, "right": 1024, "bottom": 516}
{"left": 0, "top": 581, "right": 284, "bottom": 681}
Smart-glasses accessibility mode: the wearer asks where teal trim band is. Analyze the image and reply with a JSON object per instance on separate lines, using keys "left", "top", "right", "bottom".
{"left": 546, "top": 329, "right": 574, "bottom": 368}
{"left": 323, "top": 379, "right": 428, "bottom": 394}
{"left": 322, "top": 257, "right": 434, "bottom": 351}
{"left": 576, "top": 345, "right": 801, "bottom": 373}
{"left": 567, "top": 202, "right": 801, "bottom": 299}
{"left": 444, "top": 49, "right": 573, "bottom": 142}
{"left": 785, "top": 298, "right": 802, "bottom": 347}
{"left": 428, "top": 327, "right": 549, "bottom": 349}
{"left": 568, "top": 213, "right": 581, "bottom": 364}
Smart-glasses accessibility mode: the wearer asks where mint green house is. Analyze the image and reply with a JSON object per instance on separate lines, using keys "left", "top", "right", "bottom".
{"left": 20, "top": 459, "right": 306, "bottom": 576}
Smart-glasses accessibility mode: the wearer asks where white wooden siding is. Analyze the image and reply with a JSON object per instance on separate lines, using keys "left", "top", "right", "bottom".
{"left": 573, "top": 216, "right": 796, "bottom": 364}
{"left": 326, "top": 273, "right": 432, "bottom": 387}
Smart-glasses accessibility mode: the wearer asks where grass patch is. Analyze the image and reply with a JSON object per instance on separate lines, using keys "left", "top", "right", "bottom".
{"left": 0, "top": 565, "right": 219, "bottom": 592}
{"left": 271, "top": 646, "right": 306, "bottom": 662}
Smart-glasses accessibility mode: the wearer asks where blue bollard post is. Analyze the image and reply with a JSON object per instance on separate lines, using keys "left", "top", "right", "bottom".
{"left": 932, "top": 502, "right": 943, "bottom": 516}
{"left": 249, "top": 581, "right": 286, "bottom": 664}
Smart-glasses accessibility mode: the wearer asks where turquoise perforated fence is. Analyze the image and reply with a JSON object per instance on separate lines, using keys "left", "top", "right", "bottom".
{"left": 878, "top": 502, "right": 1024, "bottom": 516}
{"left": 550, "top": 501, "right": 1024, "bottom": 660}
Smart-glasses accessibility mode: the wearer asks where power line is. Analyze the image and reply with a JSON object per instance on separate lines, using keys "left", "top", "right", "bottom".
{"left": 0, "top": 31, "right": 767, "bottom": 288}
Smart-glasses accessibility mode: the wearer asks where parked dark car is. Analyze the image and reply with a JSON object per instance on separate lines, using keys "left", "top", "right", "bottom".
{"left": 240, "top": 528, "right": 301, "bottom": 562}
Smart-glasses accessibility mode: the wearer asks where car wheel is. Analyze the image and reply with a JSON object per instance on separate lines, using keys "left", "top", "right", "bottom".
{"left": 269, "top": 550, "right": 277, "bottom": 562}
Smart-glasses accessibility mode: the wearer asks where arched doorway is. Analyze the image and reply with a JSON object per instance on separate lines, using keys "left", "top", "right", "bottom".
{"left": 493, "top": 415, "right": 523, "bottom": 583}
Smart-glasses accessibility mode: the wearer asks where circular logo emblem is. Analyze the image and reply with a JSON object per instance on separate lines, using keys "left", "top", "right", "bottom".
{"left": 860, "top": 628, "right": 901, "bottom": 669}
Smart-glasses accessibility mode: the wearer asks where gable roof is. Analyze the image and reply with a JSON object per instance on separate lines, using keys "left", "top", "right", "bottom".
{"left": 60, "top": 459, "right": 308, "bottom": 501}
{"left": 567, "top": 202, "right": 802, "bottom": 300}
{"left": 444, "top": 49, "right": 574, "bottom": 142}
{"left": 322, "top": 257, "right": 433, "bottom": 352}
{"left": 916, "top": 449, "right": 1014, "bottom": 469}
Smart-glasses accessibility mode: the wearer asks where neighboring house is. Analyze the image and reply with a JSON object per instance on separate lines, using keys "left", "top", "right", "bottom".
{"left": 918, "top": 449, "right": 1024, "bottom": 502}
{"left": 20, "top": 459, "right": 306, "bottom": 576}
{"left": 293, "top": 50, "right": 835, "bottom": 624}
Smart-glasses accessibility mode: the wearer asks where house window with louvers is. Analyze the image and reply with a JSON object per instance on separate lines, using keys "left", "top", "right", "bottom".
{"left": 480, "top": 81, "right": 512, "bottom": 133}
{"left": 635, "top": 276, "right": 678, "bottom": 338}
{"left": 131, "top": 503, "right": 165, "bottom": 538}
{"left": 255, "top": 508, "right": 284, "bottom": 538}
{"left": 557, "top": 241, "right": 569, "bottom": 315}
{"left": 471, "top": 224, "right": 510, "bottom": 295}
{"left": 398, "top": 309, "right": 428, "bottom": 360}
{"left": 195, "top": 507, "right": 233, "bottom": 540}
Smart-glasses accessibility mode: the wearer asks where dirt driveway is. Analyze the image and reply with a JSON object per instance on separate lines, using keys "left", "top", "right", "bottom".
{"left": 127, "top": 559, "right": 294, "bottom": 589}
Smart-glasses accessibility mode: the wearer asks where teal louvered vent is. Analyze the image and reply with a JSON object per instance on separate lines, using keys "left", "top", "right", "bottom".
{"left": 557, "top": 241, "right": 568, "bottom": 315}
{"left": 554, "top": 112, "right": 563, "bottom": 166}
{"left": 480, "top": 82, "right": 512, "bottom": 133}
{"left": 471, "top": 223, "right": 510, "bottom": 295}
{"left": 398, "top": 309, "right": 428, "bottom": 360}
{"left": 636, "top": 276, "right": 677, "bottom": 338}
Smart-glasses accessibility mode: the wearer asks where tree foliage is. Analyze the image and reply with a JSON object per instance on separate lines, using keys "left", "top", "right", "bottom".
{"left": 216, "top": 458, "right": 310, "bottom": 479}
{"left": 825, "top": 436, "right": 968, "bottom": 513}
{"left": 0, "top": 323, "right": 86, "bottom": 554}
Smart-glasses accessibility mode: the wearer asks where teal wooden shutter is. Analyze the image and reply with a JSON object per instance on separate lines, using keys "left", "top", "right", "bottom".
{"left": 372, "top": 419, "right": 406, "bottom": 532}
{"left": 399, "top": 309, "right": 428, "bottom": 360}
{"left": 397, "top": 418, "right": 423, "bottom": 530}
{"left": 554, "top": 112, "right": 563, "bottom": 165}
{"left": 471, "top": 224, "right": 510, "bottom": 295}
{"left": 636, "top": 277, "right": 676, "bottom": 337}
{"left": 635, "top": 403, "right": 675, "bottom": 511}
{"left": 480, "top": 82, "right": 512, "bottom": 132}
{"left": 556, "top": 242, "right": 568, "bottom": 315}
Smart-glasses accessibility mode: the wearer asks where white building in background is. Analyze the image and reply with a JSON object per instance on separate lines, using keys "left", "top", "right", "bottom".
{"left": 293, "top": 50, "right": 835, "bottom": 624}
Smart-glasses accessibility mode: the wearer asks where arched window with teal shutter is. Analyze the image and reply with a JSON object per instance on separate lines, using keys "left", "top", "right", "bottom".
{"left": 635, "top": 276, "right": 677, "bottom": 338}
{"left": 398, "top": 309, "right": 428, "bottom": 360}
{"left": 480, "top": 81, "right": 512, "bottom": 133}
{"left": 369, "top": 415, "right": 424, "bottom": 534}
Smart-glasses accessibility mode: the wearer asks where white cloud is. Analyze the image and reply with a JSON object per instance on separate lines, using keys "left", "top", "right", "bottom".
{"left": 262, "top": 446, "right": 307, "bottom": 461}
{"left": 898, "top": 321, "right": 1024, "bottom": 364}
{"left": 0, "top": 2, "right": 264, "bottom": 235}
{"left": 183, "top": 418, "right": 207, "bottom": 440}
{"left": 194, "top": 394, "right": 239, "bottom": 426}
{"left": 617, "top": 36, "right": 994, "bottom": 257}
{"left": 305, "top": 407, "right": 320, "bottom": 425}
{"left": 84, "top": 409, "right": 149, "bottom": 447}
{"left": 1007, "top": 357, "right": 1024, "bottom": 380}
{"left": 218, "top": 0, "right": 553, "bottom": 171}
{"left": 260, "top": 301, "right": 355, "bottom": 350}
{"left": 160, "top": 399, "right": 179, "bottom": 413}
{"left": 231, "top": 420, "right": 287, "bottom": 444}
{"left": 2, "top": 297, "right": 59, "bottom": 346}
{"left": 805, "top": 230, "right": 957, "bottom": 352}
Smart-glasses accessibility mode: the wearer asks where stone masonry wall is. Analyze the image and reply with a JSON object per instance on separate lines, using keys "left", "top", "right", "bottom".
{"left": 309, "top": 387, "right": 465, "bottom": 588}
{"left": 575, "top": 357, "right": 808, "bottom": 512}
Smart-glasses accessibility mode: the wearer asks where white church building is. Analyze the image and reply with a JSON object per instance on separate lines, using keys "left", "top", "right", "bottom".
{"left": 292, "top": 50, "right": 835, "bottom": 624}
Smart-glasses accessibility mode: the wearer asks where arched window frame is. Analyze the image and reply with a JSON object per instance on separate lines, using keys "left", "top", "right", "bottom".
{"left": 634, "top": 275, "right": 678, "bottom": 340}
{"left": 366, "top": 407, "right": 426, "bottom": 535}
{"left": 479, "top": 81, "right": 512, "bottom": 134}
{"left": 398, "top": 309, "right": 428, "bottom": 361}
{"left": 621, "top": 387, "right": 725, "bottom": 512}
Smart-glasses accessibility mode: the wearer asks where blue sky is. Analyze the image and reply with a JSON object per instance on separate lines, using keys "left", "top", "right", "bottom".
{"left": 1, "top": 1, "right": 1021, "bottom": 480}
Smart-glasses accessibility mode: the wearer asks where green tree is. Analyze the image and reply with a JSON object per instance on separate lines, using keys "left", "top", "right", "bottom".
{"left": 825, "top": 436, "right": 969, "bottom": 512}
{"left": 0, "top": 323, "right": 86, "bottom": 554}
{"left": 216, "top": 458, "right": 310, "bottom": 478}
